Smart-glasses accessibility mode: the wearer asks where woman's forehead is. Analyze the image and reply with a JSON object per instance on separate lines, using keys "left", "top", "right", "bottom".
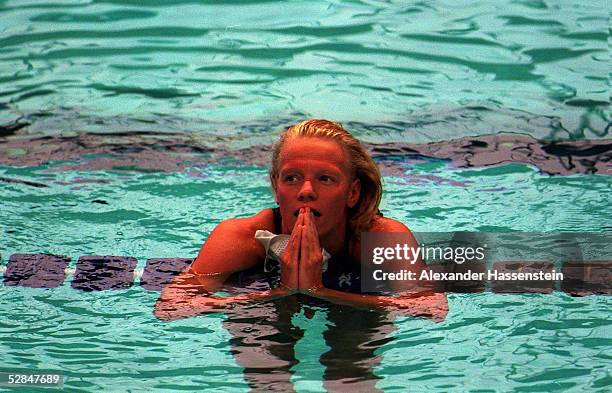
{"left": 279, "top": 137, "right": 350, "bottom": 170}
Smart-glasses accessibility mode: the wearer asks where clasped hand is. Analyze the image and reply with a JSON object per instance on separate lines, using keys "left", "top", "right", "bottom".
{"left": 279, "top": 207, "right": 324, "bottom": 292}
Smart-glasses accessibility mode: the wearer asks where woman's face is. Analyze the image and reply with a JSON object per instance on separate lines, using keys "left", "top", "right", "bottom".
{"left": 274, "top": 137, "right": 360, "bottom": 238}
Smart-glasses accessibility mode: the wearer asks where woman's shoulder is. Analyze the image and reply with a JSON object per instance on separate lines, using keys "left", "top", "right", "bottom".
{"left": 367, "top": 215, "right": 412, "bottom": 233}
{"left": 220, "top": 208, "right": 277, "bottom": 235}
{"left": 349, "top": 216, "right": 414, "bottom": 261}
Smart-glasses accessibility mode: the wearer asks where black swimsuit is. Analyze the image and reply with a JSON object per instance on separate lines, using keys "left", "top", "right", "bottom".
{"left": 223, "top": 208, "right": 364, "bottom": 294}
{"left": 267, "top": 207, "right": 363, "bottom": 293}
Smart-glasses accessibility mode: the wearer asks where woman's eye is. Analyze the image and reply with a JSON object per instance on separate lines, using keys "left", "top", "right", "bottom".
{"left": 319, "top": 175, "right": 336, "bottom": 184}
{"left": 282, "top": 175, "right": 299, "bottom": 183}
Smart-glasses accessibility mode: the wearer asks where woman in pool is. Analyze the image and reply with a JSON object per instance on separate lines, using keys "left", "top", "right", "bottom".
{"left": 155, "top": 119, "right": 447, "bottom": 391}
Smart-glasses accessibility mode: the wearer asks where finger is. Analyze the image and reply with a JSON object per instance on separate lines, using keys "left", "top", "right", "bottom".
{"left": 300, "top": 225, "right": 311, "bottom": 264}
{"left": 302, "top": 208, "right": 311, "bottom": 234}
{"left": 302, "top": 208, "right": 319, "bottom": 250}
{"left": 291, "top": 224, "right": 302, "bottom": 263}
{"left": 285, "top": 220, "right": 302, "bottom": 263}
{"left": 292, "top": 207, "right": 305, "bottom": 231}
{"left": 303, "top": 207, "right": 311, "bottom": 227}
{"left": 304, "top": 208, "right": 318, "bottom": 235}
{"left": 300, "top": 222, "right": 320, "bottom": 266}
{"left": 287, "top": 209, "right": 304, "bottom": 251}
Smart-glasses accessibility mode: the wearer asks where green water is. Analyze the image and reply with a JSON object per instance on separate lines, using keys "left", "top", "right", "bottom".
{"left": 1, "top": 161, "right": 610, "bottom": 392}
{"left": 0, "top": 0, "right": 608, "bottom": 141}
{"left": 1, "top": 163, "right": 610, "bottom": 260}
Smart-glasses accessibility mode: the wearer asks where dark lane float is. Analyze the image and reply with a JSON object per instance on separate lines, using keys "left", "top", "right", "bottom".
{"left": 0, "top": 131, "right": 610, "bottom": 176}
{"left": 1, "top": 252, "right": 610, "bottom": 296}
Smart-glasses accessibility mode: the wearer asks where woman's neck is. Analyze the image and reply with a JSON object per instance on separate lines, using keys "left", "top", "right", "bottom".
{"left": 319, "top": 223, "right": 349, "bottom": 256}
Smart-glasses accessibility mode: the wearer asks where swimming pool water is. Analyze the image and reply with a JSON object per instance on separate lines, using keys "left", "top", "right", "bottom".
{"left": 0, "top": 0, "right": 608, "bottom": 141}
{"left": 1, "top": 160, "right": 610, "bottom": 391}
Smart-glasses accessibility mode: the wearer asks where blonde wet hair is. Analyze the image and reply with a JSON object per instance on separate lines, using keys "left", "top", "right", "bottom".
{"left": 269, "top": 119, "right": 382, "bottom": 237}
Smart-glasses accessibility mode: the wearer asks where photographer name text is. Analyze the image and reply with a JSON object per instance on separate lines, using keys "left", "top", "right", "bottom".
{"left": 372, "top": 269, "right": 564, "bottom": 281}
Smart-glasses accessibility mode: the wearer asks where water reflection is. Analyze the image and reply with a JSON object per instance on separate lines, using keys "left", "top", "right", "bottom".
{"left": 223, "top": 295, "right": 395, "bottom": 392}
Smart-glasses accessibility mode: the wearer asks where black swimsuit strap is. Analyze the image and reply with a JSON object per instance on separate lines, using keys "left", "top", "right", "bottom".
{"left": 272, "top": 207, "right": 283, "bottom": 234}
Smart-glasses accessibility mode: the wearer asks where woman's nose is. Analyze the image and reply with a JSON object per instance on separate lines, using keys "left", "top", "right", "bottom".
{"left": 297, "top": 180, "right": 316, "bottom": 201}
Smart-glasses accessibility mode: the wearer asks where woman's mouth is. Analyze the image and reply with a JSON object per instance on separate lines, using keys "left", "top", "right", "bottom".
{"left": 293, "top": 208, "right": 322, "bottom": 217}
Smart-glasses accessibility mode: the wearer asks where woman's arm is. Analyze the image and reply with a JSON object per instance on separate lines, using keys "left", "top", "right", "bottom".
{"left": 154, "top": 268, "right": 293, "bottom": 321}
{"left": 305, "top": 288, "right": 448, "bottom": 322}
{"left": 154, "top": 211, "right": 296, "bottom": 321}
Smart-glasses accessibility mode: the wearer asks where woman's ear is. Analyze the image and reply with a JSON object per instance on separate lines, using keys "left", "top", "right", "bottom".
{"left": 347, "top": 178, "right": 361, "bottom": 208}
{"left": 270, "top": 173, "right": 278, "bottom": 204}
{"left": 272, "top": 188, "right": 279, "bottom": 205}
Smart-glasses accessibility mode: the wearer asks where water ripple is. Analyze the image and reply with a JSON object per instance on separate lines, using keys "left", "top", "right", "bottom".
{"left": 29, "top": 9, "right": 157, "bottom": 23}
{"left": 0, "top": 0, "right": 606, "bottom": 139}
